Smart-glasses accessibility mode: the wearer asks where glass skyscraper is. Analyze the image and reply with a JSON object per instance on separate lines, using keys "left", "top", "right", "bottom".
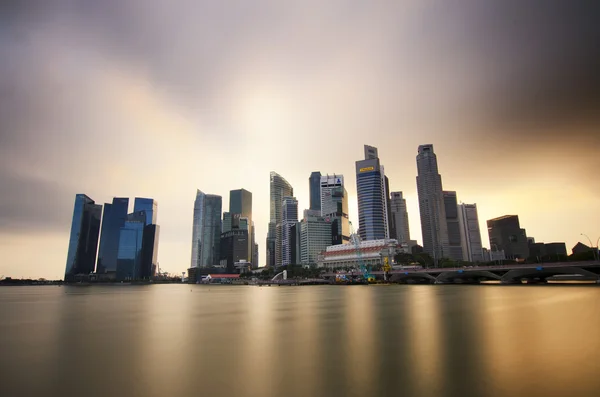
{"left": 309, "top": 171, "right": 321, "bottom": 212}
{"left": 190, "top": 190, "right": 222, "bottom": 268}
{"left": 96, "top": 197, "right": 129, "bottom": 274}
{"left": 267, "top": 172, "right": 293, "bottom": 267}
{"left": 390, "top": 192, "right": 410, "bottom": 244}
{"left": 281, "top": 196, "right": 298, "bottom": 266}
{"left": 229, "top": 189, "right": 253, "bottom": 266}
{"left": 443, "top": 191, "right": 464, "bottom": 261}
{"left": 320, "top": 174, "right": 350, "bottom": 245}
{"left": 134, "top": 197, "right": 157, "bottom": 225}
{"left": 355, "top": 145, "right": 390, "bottom": 241}
{"left": 64, "top": 194, "right": 102, "bottom": 281}
{"left": 116, "top": 211, "right": 146, "bottom": 280}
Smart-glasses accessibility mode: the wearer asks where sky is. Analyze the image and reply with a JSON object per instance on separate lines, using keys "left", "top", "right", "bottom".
{"left": 1, "top": 0, "right": 599, "bottom": 279}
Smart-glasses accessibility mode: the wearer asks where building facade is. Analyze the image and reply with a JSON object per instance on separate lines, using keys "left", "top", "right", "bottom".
{"left": 416, "top": 144, "right": 449, "bottom": 263}
{"left": 229, "top": 189, "right": 254, "bottom": 266}
{"left": 320, "top": 174, "right": 350, "bottom": 245}
{"left": 281, "top": 196, "right": 299, "bottom": 266}
{"left": 318, "top": 239, "right": 405, "bottom": 269}
{"left": 96, "top": 197, "right": 129, "bottom": 274}
{"left": 486, "top": 215, "right": 530, "bottom": 260}
{"left": 116, "top": 211, "right": 146, "bottom": 280}
{"left": 133, "top": 197, "right": 157, "bottom": 225}
{"left": 443, "top": 191, "right": 464, "bottom": 261}
{"left": 309, "top": 171, "right": 322, "bottom": 212}
{"left": 65, "top": 194, "right": 102, "bottom": 281}
{"left": 220, "top": 229, "right": 249, "bottom": 272}
{"left": 190, "top": 190, "right": 222, "bottom": 268}
{"left": 267, "top": 172, "right": 293, "bottom": 267}
{"left": 390, "top": 192, "right": 410, "bottom": 244}
{"left": 458, "top": 203, "right": 484, "bottom": 262}
{"left": 300, "top": 212, "right": 333, "bottom": 265}
{"left": 355, "top": 145, "right": 390, "bottom": 241}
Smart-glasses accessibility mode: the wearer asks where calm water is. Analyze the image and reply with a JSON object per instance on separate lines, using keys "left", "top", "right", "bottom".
{"left": 1, "top": 284, "right": 599, "bottom": 397}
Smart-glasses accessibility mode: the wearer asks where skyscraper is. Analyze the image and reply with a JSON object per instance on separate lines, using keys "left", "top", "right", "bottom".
{"left": 487, "top": 215, "right": 530, "bottom": 260}
{"left": 229, "top": 189, "right": 254, "bottom": 266}
{"left": 267, "top": 172, "right": 293, "bottom": 267}
{"left": 64, "top": 194, "right": 102, "bottom": 281}
{"left": 300, "top": 210, "right": 333, "bottom": 265}
{"left": 190, "top": 190, "right": 222, "bottom": 268}
{"left": 355, "top": 145, "right": 390, "bottom": 241}
{"left": 458, "top": 203, "right": 484, "bottom": 262}
{"left": 443, "top": 191, "right": 464, "bottom": 261}
{"left": 281, "top": 196, "right": 298, "bottom": 266}
{"left": 390, "top": 192, "right": 410, "bottom": 244}
{"left": 416, "top": 144, "right": 449, "bottom": 263}
{"left": 96, "top": 197, "right": 129, "bottom": 274}
{"left": 133, "top": 197, "right": 160, "bottom": 279}
{"left": 116, "top": 211, "right": 146, "bottom": 280}
{"left": 222, "top": 212, "right": 232, "bottom": 233}
{"left": 133, "top": 197, "right": 157, "bottom": 225}
{"left": 309, "top": 171, "right": 322, "bottom": 212}
{"left": 320, "top": 174, "right": 350, "bottom": 245}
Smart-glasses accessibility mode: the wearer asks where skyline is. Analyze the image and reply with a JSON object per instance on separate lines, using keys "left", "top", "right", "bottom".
{"left": 1, "top": 1, "right": 599, "bottom": 278}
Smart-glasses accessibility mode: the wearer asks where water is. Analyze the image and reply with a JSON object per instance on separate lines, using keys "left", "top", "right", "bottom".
{"left": 0, "top": 285, "right": 599, "bottom": 397}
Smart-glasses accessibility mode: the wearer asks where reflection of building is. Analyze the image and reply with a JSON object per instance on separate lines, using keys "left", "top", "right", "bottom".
{"left": 97, "top": 197, "right": 129, "bottom": 274}
{"left": 318, "top": 239, "right": 405, "bottom": 269}
{"left": 486, "top": 215, "right": 530, "bottom": 260}
{"left": 300, "top": 210, "right": 333, "bottom": 265}
{"left": 356, "top": 145, "right": 391, "bottom": 241}
{"left": 267, "top": 172, "right": 293, "bottom": 267}
{"left": 281, "top": 196, "right": 298, "bottom": 266}
{"left": 309, "top": 171, "right": 322, "bottom": 212}
{"left": 458, "top": 203, "right": 484, "bottom": 262}
{"left": 443, "top": 191, "right": 464, "bottom": 261}
{"left": 65, "top": 194, "right": 102, "bottom": 281}
{"left": 390, "top": 192, "right": 410, "bottom": 244}
{"left": 416, "top": 144, "right": 449, "bottom": 262}
{"left": 190, "top": 190, "right": 222, "bottom": 268}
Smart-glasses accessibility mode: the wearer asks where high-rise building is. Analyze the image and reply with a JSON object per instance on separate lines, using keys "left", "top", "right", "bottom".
{"left": 267, "top": 172, "right": 293, "bottom": 267}
{"left": 309, "top": 171, "right": 322, "bottom": 212}
{"left": 486, "top": 215, "right": 530, "bottom": 260}
{"left": 64, "top": 194, "right": 102, "bottom": 281}
{"left": 133, "top": 198, "right": 157, "bottom": 225}
{"left": 300, "top": 211, "right": 333, "bottom": 265}
{"left": 219, "top": 229, "right": 249, "bottom": 272}
{"left": 458, "top": 203, "right": 484, "bottom": 262}
{"left": 355, "top": 145, "right": 390, "bottom": 241}
{"left": 222, "top": 212, "right": 232, "bottom": 233}
{"left": 443, "top": 191, "right": 464, "bottom": 261}
{"left": 190, "top": 190, "right": 222, "bottom": 268}
{"left": 390, "top": 192, "right": 410, "bottom": 244}
{"left": 96, "top": 197, "right": 129, "bottom": 274}
{"left": 320, "top": 174, "right": 350, "bottom": 245}
{"left": 416, "top": 144, "right": 449, "bottom": 263}
{"left": 229, "top": 189, "right": 254, "bottom": 266}
{"left": 281, "top": 196, "right": 299, "bottom": 266}
{"left": 116, "top": 211, "right": 146, "bottom": 280}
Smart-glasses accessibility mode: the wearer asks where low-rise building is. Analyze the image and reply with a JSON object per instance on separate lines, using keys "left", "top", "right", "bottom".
{"left": 317, "top": 239, "right": 406, "bottom": 269}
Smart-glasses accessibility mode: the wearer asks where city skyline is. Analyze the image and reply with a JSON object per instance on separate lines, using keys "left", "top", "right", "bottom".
{"left": 2, "top": 1, "right": 599, "bottom": 278}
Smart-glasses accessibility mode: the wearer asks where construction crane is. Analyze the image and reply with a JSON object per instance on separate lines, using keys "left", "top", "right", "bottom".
{"left": 349, "top": 221, "right": 375, "bottom": 283}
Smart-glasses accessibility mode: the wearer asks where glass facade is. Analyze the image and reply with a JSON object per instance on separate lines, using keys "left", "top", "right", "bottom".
{"left": 116, "top": 211, "right": 146, "bottom": 280}
{"left": 134, "top": 198, "right": 157, "bottom": 225}
{"left": 190, "top": 190, "right": 222, "bottom": 268}
{"left": 65, "top": 194, "right": 102, "bottom": 281}
{"left": 96, "top": 197, "right": 129, "bottom": 274}
{"left": 309, "top": 171, "right": 321, "bottom": 212}
{"left": 268, "top": 172, "right": 293, "bottom": 267}
{"left": 356, "top": 158, "right": 388, "bottom": 241}
{"left": 281, "top": 196, "right": 298, "bottom": 266}
{"left": 230, "top": 189, "right": 253, "bottom": 265}
{"left": 141, "top": 224, "right": 160, "bottom": 279}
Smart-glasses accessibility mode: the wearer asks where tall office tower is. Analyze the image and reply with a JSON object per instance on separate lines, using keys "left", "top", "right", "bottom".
{"left": 229, "top": 189, "right": 253, "bottom": 265}
{"left": 487, "top": 215, "right": 530, "bottom": 260}
{"left": 190, "top": 190, "right": 222, "bottom": 268}
{"left": 251, "top": 222, "right": 257, "bottom": 268}
{"left": 300, "top": 212, "right": 333, "bottom": 265}
{"left": 320, "top": 174, "right": 350, "bottom": 245}
{"left": 133, "top": 197, "right": 157, "bottom": 225}
{"left": 219, "top": 229, "right": 249, "bottom": 272}
{"left": 222, "top": 212, "right": 232, "bottom": 233}
{"left": 267, "top": 172, "right": 293, "bottom": 267}
{"left": 116, "top": 211, "right": 146, "bottom": 280}
{"left": 281, "top": 196, "right": 299, "bottom": 266}
{"left": 416, "top": 144, "right": 449, "bottom": 263}
{"left": 64, "top": 194, "right": 102, "bottom": 281}
{"left": 96, "top": 197, "right": 129, "bottom": 274}
{"left": 458, "top": 203, "right": 484, "bottom": 262}
{"left": 443, "top": 191, "right": 464, "bottom": 261}
{"left": 355, "top": 145, "right": 390, "bottom": 241}
{"left": 390, "top": 192, "right": 410, "bottom": 244}
{"left": 309, "top": 171, "right": 322, "bottom": 212}
{"left": 253, "top": 242, "right": 259, "bottom": 268}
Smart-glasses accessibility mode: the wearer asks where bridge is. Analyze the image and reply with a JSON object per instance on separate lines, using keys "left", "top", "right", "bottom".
{"left": 322, "top": 261, "right": 600, "bottom": 284}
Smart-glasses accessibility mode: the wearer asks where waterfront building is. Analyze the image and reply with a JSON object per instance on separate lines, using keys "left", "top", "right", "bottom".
{"left": 458, "top": 203, "right": 484, "bottom": 262}
{"left": 390, "top": 192, "right": 410, "bottom": 244}
{"left": 220, "top": 229, "right": 249, "bottom": 272}
{"left": 281, "top": 196, "right": 299, "bottom": 266}
{"left": 190, "top": 190, "right": 222, "bottom": 268}
{"left": 320, "top": 174, "right": 350, "bottom": 245}
{"left": 116, "top": 211, "right": 146, "bottom": 280}
{"left": 229, "top": 189, "right": 254, "bottom": 266}
{"left": 355, "top": 145, "right": 391, "bottom": 241}
{"left": 443, "top": 191, "right": 464, "bottom": 261}
{"left": 309, "top": 171, "right": 322, "bottom": 212}
{"left": 141, "top": 224, "right": 160, "bottom": 279}
{"left": 96, "top": 197, "right": 129, "bottom": 274}
{"left": 317, "top": 239, "right": 406, "bottom": 269}
{"left": 133, "top": 197, "right": 157, "bottom": 225}
{"left": 64, "top": 194, "right": 102, "bottom": 281}
{"left": 267, "top": 172, "right": 293, "bottom": 267}
{"left": 416, "top": 144, "right": 449, "bottom": 263}
{"left": 300, "top": 211, "right": 333, "bottom": 265}
{"left": 486, "top": 215, "right": 530, "bottom": 260}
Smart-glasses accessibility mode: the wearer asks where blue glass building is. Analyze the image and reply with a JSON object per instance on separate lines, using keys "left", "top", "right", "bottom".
{"left": 96, "top": 197, "right": 129, "bottom": 274}
{"left": 116, "top": 211, "right": 146, "bottom": 280}
{"left": 64, "top": 194, "right": 102, "bottom": 281}
{"left": 134, "top": 198, "right": 157, "bottom": 225}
